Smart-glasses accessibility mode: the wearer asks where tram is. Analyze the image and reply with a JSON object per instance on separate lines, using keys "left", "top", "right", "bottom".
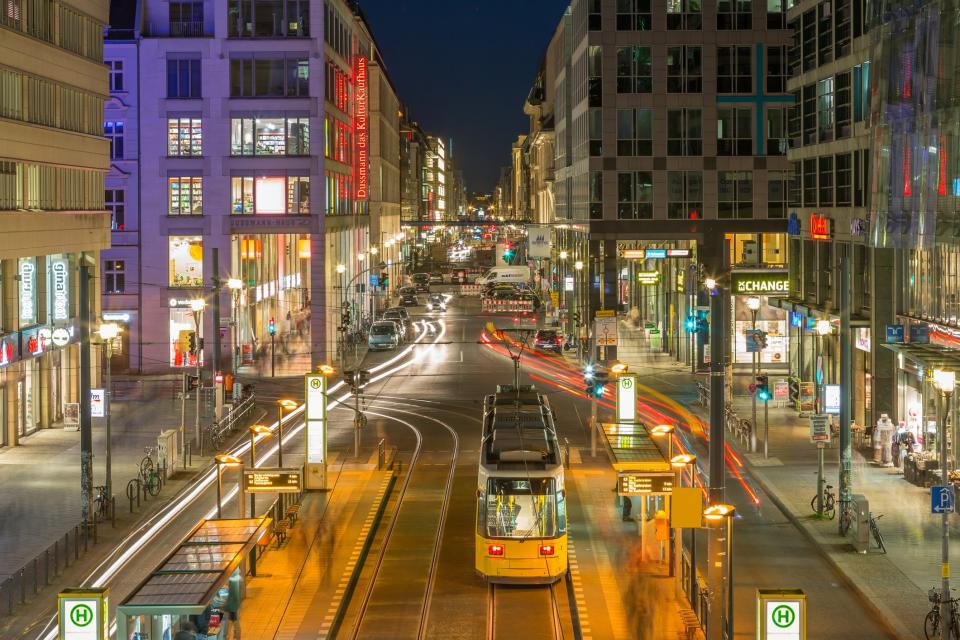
{"left": 475, "top": 384, "right": 568, "bottom": 584}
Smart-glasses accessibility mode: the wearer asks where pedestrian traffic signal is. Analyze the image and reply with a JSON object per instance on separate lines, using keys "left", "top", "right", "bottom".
{"left": 756, "top": 375, "right": 771, "bottom": 402}
{"left": 268, "top": 317, "right": 276, "bottom": 336}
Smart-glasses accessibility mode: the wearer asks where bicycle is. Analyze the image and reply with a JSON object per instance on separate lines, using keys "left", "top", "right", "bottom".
{"left": 139, "top": 446, "right": 162, "bottom": 497}
{"left": 925, "top": 588, "right": 960, "bottom": 639}
{"left": 93, "top": 485, "right": 110, "bottom": 521}
{"left": 810, "top": 484, "right": 837, "bottom": 519}
{"left": 869, "top": 513, "right": 886, "bottom": 553}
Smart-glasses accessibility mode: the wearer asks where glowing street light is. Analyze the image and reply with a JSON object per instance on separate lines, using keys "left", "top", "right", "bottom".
{"left": 277, "top": 399, "right": 298, "bottom": 467}
{"left": 336, "top": 264, "right": 346, "bottom": 274}
{"left": 704, "top": 502, "right": 737, "bottom": 640}
{"left": 214, "top": 454, "right": 242, "bottom": 519}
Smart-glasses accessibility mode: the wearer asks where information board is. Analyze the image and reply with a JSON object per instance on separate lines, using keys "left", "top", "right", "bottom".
{"left": 809, "top": 414, "right": 831, "bottom": 443}
{"left": 617, "top": 471, "right": 674, "bottom": 495}
{"left": 242, "top": 468, "right": 302, "bottom": 494}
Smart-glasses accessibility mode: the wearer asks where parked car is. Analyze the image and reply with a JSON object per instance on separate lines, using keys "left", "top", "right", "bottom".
{"left": 411, "top": 272, "right": 431, "bottom": 292}
{"left": 427, "top": 293, "right": 447, "bottom": 312}
{"left": 368, "top": 321, "right": 402, "bottom": 351}
{"left": 429, "top": 271, "right": 444, "bottom": 284}
{"left": 534, "top": 328, "right": 563, "bottom": 353}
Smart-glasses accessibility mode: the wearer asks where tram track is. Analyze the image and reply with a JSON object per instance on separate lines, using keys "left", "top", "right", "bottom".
{"left": 487, "top": 581, "right": 570, "bottom": 640}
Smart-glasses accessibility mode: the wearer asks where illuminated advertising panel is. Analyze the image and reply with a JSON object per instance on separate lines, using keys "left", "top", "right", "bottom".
{"left": 355, "top": 55, "right": 368, "bottom": 200}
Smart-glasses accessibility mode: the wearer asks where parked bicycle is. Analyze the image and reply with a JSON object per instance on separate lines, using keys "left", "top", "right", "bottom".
{"left": 139, "top": 446, "right": 162, "bottom": 497}
{"left": 93, "top": 484, "right": 110, "bottom": 521}
{"left": 869, "top": 513, "right": 886, "bottom": 553}
{"left": 811, "top": 484, "right": 837, "bottom": 519}
{"left": 925, "top": 588, "right": 960, "bottom": 639}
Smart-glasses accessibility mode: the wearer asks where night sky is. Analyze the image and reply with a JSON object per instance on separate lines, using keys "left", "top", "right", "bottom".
{"left": 358, "top": 1, "right": 568, "bottom": 194}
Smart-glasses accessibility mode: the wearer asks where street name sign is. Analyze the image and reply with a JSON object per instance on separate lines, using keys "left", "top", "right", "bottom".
{"left": 757, "top": 589, "right": 806, "bottom": 640}
{"left": 932, "top": 485, "right": 955, "bottom": 514}
{"left": 59, "top": 588, "right": 108, "bottom": 640}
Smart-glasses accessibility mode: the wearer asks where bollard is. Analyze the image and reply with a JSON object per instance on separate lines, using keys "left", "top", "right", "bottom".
{"left": 112, "top": 496, "right": 117, "bottom": 527}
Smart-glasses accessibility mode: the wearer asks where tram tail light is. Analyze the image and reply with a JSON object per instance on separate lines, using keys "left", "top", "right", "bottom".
{"left": 488, "top": 544, "right": 504, "bottom": 557}
{"left": 539, "top": 544, "right": 555, "bottom": 556}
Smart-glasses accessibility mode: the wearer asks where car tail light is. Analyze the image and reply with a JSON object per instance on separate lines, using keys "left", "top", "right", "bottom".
{"left": 539, "top": 544, "right": 555, "bottom": 556}
{"left": 556, "top": 337, "right": 562, "bottom": 344}
{"left": 488, "top": 544, "right": 504, "bottom": 556}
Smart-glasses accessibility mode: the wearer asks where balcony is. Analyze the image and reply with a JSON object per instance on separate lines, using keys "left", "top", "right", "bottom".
{"left": 169, "top": 21, "right": 206, "bottom": 37}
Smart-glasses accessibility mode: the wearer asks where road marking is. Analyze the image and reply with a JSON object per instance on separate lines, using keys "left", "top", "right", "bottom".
{"left": 568, "top": 538, "right": 591, "bottom": 640}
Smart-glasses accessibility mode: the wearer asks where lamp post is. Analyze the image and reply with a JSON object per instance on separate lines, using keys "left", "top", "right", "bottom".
{"left": 336, "top": 264, "right": 346, "bottom": 370}
{"left": 746, "top": 296, "right": 761, "bottom": 454}
{"left": 227, "top": 278, "right": 243, "bottom": 393}
{"left": 97, "top": 322, "right": 121, "bottom": 507}
{"left": 672, "top": 453, "right": 696, "bottom": 588}
{"left": 214, "top": 454, "right": 242, "bottom": 519}
{"left": 935, "top": 368, "right": 956, "bottom": 638}
{"left": 248, "top": 424, "right": 273, "bottom": 517}
{"left": 189, "top": 298, "right": 206, "bottom": 450}
{"left": 277, "top": 399, "right": 298, "bottom": 468}
{"left": 704, "top": 503, "right": 736, "bottom": 640}
{"left": 814, "top": 319, "right": 832, "bottom": 516}
{"left": 651, "top": 424, "right": 676, "bottom": 576}
{"left": 575, "top": 260, "right": 584, "bottom": 358}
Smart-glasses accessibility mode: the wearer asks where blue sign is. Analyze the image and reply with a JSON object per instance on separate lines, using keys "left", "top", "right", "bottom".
{"left": 886, "top": 324, "right": 905, "bottom": 343}
{"left": 909, "top": 323, "right": 930, "bottom": 344}
{"left": 932, "top": 485, "right": 955, "bottom": 514}
{"left": 369, "top": 274, "right": 379, "bottom": 288}
{"left": 787, "top": 212, "right": 801, "bottom": 236}
{"left": 790, "top": 312, "right": 803, "bottom": 329}
{"left": 645, "top": 248, "right": 667, "bottom": 259}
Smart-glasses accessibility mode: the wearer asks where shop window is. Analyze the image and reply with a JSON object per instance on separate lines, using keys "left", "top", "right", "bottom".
{"left": 667, "top": 46, "right": 702, "bottom": 93}
{"left": 168, "top": 176, "right": 202, "bottom": 215}
{"left": 617, "top": 171, "right": 653, "bottom": 219}
{"left": 666, "top": 0, "right": 701, "bottom": 30}
{"left": 717, "top": 107, "right": 752, "bottom": 156}
{"left": 616, "top": 0, "right": 650, "bottom": 30}
{"left": 105, "top": 189, "right": 125, "bottom": 230}
{"left": 666, "top": 171, "right": 703, "bottom": 219}
{"left": 717, "top": 0, "right": 752, "bottom": 29}
{"left": 667, "top": 108, "right": 702, "bottom": 156}
{"left": 169, "top": 236, "right": 203, "bottom": 287}
{"left": 170, "top": 307, "right": 202, "bottom": 367}
{"left": 616, "top": 46, "right": 652, "bottom": 94}
{"left": 717, "top": 46, "right": 751, "bottom": 94}
{"left": 231, "top": 175, "right": 309, "bottom": 214}
{"left": 733, "top": 296, "right": 788, "bottom": 364}
{"left": 104, "top": 259, "right": 125, "bottom": 293}
{"left": 167, "top": 117, "right": 202, "bottom": 156}
{"left": 617, "top": 108, "right": 652, "bottom": 156}
{"left": 230, "top": 117, "right": 309, "bottom": 156}
{"left": 718, "top": 171, "right": 753, "bottom": 219}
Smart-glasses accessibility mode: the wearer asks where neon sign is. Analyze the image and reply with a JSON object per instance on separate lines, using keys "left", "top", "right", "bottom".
{"left": 51, "top": 258, "right": 69, "bottom": 322}
{"left": 810, "top": 213, "right": 831, "bottom": 240}
{"left": 18, "top": 258, "right": 35, "bottom": 324}
{"left": 355, "top": 55, "right": 368, "bottom": 201}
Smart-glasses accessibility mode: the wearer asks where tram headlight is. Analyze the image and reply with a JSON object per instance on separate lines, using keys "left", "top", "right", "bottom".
{"left": 539, "top": 544, "right": 555, "bottom": 556}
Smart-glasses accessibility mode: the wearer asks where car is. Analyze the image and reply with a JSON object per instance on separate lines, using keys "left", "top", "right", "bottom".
{"left": 411, "top": 273, "right": 431, "bottom": 292}
{"left": 427, "top": 293, "right": 447, "bottom": 312}
{"left": 382, "top": 308, "right": 411, "bottom": 338}
{"left": 534, "top": 328, "right": 563, "bottom": 353}
{"left": 399, "top": 291, "right": 419, "bottom": 306}
{"left": 429, "top": 271, "right": 444, "bottom": 284}
{"left": 483, "top": 283, "right": 518, "bottom": 298}
{"left": 368, "top": 321, "right": 401, "bottom": 351}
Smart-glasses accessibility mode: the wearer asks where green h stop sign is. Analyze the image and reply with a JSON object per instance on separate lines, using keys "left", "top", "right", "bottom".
{"left": 61, "top": 597, "right": 102, "bottom": 640}
{"left": 765, "top": 600, "right": 801, "bottom": 639}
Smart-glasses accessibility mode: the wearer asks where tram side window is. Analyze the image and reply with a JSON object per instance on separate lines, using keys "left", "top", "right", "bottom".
{"left": 477, "top": 491, "right": 486, "bottom": 536}
{"left": 485, "top": 478, "right": 557, "bottom": 538}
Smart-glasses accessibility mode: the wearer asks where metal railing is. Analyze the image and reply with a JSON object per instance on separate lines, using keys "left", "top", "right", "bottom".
{"left": 0, "top": 520, "right": 99, "bottom": 615}
{"left": 725, "top": 404, "right": 752, "bottom": 446}
{"left": 204, "top": 394, "right": 257, "bottom": 454}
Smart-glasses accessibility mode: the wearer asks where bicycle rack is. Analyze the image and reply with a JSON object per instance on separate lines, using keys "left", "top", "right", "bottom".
{"left": 127, "top": 478, "right": 141, "bottom": 512}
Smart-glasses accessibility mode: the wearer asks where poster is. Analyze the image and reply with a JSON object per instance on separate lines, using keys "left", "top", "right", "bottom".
{"left": 798, "top": 382, "right": 815, "bottom": 412}
{"left": 526, "top": 225, "right": 552, "bottom": 259}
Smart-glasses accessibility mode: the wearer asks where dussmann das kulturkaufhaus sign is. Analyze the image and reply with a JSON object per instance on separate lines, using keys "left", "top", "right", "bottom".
{"left": 729, "top": 270, "right": 789, "bottom": 296}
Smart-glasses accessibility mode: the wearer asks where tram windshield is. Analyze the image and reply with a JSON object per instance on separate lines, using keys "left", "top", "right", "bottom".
{"left": 485, "top": 478, "right": 558, "bottom": 538}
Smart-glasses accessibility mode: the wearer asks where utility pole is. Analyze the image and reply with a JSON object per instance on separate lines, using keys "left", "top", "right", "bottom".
{"left": 79, "top": 264, "right": 93, "bottom": 528}
{"left": 212, "top": 247, "right": 222, "bottom": 377}
{"left": 707, "top": 284, "right": 727, "bottom": 640}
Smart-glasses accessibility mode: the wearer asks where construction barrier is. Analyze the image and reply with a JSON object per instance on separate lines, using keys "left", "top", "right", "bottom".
{"left": 480, "top": 298, "right": 535, "bottom": 314}
{"left": 460, "top": 284, "right": 483, "bottom": 297}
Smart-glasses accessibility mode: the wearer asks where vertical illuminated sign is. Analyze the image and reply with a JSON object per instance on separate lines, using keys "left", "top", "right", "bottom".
{"left": 18, "top": 258, "right": 36, "bottom": 324}
{"left": 51, "top": 258, "right": 69, "bottom": 322}
{"left": 616, "top": 373, "right": 638, "bottom": 423}
{"left": 304, "top": 373, "right": 327, "bottom": 489}
{"left": 354, "top": 55, "right": 368, "bottom": 200}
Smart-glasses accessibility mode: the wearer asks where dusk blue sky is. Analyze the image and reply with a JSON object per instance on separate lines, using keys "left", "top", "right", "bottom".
{"left": 358, "top": 1, "right": 567, "bottom": 194}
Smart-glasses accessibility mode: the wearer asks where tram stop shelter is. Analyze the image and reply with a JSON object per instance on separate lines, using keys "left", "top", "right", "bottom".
{"left": 117, "top": 517, "right": 271, "bottom": 640}
{"left": 601, "top": 422, "right": 671, "bottom": 478}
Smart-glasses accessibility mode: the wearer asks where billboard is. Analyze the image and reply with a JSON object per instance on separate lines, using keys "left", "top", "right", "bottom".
{"left": 526, "top": 225, "right": 552, "bottom": 259}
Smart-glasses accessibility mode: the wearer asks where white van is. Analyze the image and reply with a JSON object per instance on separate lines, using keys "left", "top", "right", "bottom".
{"left": 476, "top": 266, "right": 531, "bottom": 286}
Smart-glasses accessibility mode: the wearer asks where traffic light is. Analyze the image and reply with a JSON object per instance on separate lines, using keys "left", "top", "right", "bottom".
{"left": 685, "top": 315, "right": 697, "bottom": 332}
{"left": 268, "top": 317, "right": 276, "bottom": 336}
{"left": 592, "top": 369, "right": 610, "bottom": 399}
{"left": 502, "top": 242, "right": 514, "bottom": 264}
{"left": 184, "top": 374, "right": 199, "bottom": 392}
{"left": 756, "top": 375, "right": 771, "bottom": 402}
{"left": 187, "top": 331, "right": 197, "bottom": 355}
{"left": 343, "top": 369, "right": 356, "bottom": 387}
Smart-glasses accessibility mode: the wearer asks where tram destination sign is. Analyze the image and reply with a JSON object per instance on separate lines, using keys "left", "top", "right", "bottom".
{"left": 617, "top": 471, "right": 674, "bottom": 496}
{"left": 730, "top": 270, "right": 789, "bottom": 296}
{"left": 242, "top": 468, "right": 303, "bottom": 494}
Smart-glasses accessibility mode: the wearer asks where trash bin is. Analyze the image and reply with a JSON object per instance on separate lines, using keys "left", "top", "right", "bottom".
{"left": 851, "top": 494, "right": 869, "bottom": 553}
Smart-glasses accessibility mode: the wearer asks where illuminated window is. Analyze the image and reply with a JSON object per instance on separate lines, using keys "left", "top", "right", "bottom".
{"left": 168, "top": 176, "right": 202, "bottom": 215}
{"left": 231, "top": 175, "right": 309, "bottom": 214}
{"left": 105, "top": 189, "right": 125, "bottom": 230}
{"left": 666, "top": 0, "right": 701, "bottom": 30}
{"left": 168, "top": 236, "right": 203, "bottom": 287}
{"left": 767, "top": 0, "right": 786, "bottom": 28}
{"left": 107, "top": 60, "right": 123, "bottom": 92}
{"left": 228, "top": 0, "right": 309, "bottom": 37}
{"left": 104, "top": 259, "right": 125, "bottom": 293}
{"left": 230, "top": 117, "right": 308, "bottom": 155}
{"left": 104, "top": 121, "right": 124, "bottom": 159}
{"left": 167, "top": 117, "right": 202, "bottom": 156}
{"left": 667, "top": 171, "right": 702, "bottom": 219}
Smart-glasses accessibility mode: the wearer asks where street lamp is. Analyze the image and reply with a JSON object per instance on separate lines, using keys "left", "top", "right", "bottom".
{"left": 214, "top": 454, "right": 242, "bottom": 519}
{"left": 574, "top": 260, "right": 583, "bottom": 271}
{"left": 747, "top": 296, "right": 762, "bottom": 454}
{"left": 704, "top": 277, "right": 717, "bottom": 291}
{"left": 227, "top": 278, "right": 243, "bottom": 390}
{"left": 97, "top": 322, "right": 121, "bottom": 506}
{"left": 189, "top": 298, "right": 205, "bottom": 451}
{"left": 935, "top": 368, "right": 956, "bottom": 637}
{"left": 651, "top": 424, "right": 676, "bottom": 461}
{"left": 277, "top": 399, "right": 298, "bottom": 468}
{"left": 671, "top": 452, "right": 697, "bottom": 584}
{"left": 248, "top": 424, "right": 273, "bottom": 517}
{"left": 559, "top": 250, "right": 568, "bottom": 260}
{"left": 704, "top": 503, "right": 737, "bottom": 640}
{"left": 370, "top": 246, "right": 379, "bottom": 255}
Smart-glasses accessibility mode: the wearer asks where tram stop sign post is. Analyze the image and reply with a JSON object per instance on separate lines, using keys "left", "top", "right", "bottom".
{"left": 304, "top": 373, "right": 328, "bottom": 490}
{"left": 616, "top": 373, "right": 638, "bottom": 423}
{"left": 58, "top": 587, "right": 108, "bottom": 640}
{"left": 756, "top": 589, "right": 806, "bottom": 640}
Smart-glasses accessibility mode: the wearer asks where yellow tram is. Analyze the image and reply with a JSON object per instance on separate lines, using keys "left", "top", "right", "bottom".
{"left": 475, "top": 385, "right": 568, "bottom": 584}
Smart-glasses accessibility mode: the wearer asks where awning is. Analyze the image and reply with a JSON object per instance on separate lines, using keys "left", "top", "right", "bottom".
{"left": 118, "top": 517, "right": 271, "bottom": 616}
{"left": 768, "top": 297, "right": 870, "bottom": 327}
{"left": 880, "top": 342, "right": 960, "bottom": 371}
{"left": 600, "top": 422, "right": 670, "bottom": 472}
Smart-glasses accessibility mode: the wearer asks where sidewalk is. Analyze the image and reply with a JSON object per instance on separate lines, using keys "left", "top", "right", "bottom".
{"left": 621, "top": 336, "right": 938, "bottom": 639}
